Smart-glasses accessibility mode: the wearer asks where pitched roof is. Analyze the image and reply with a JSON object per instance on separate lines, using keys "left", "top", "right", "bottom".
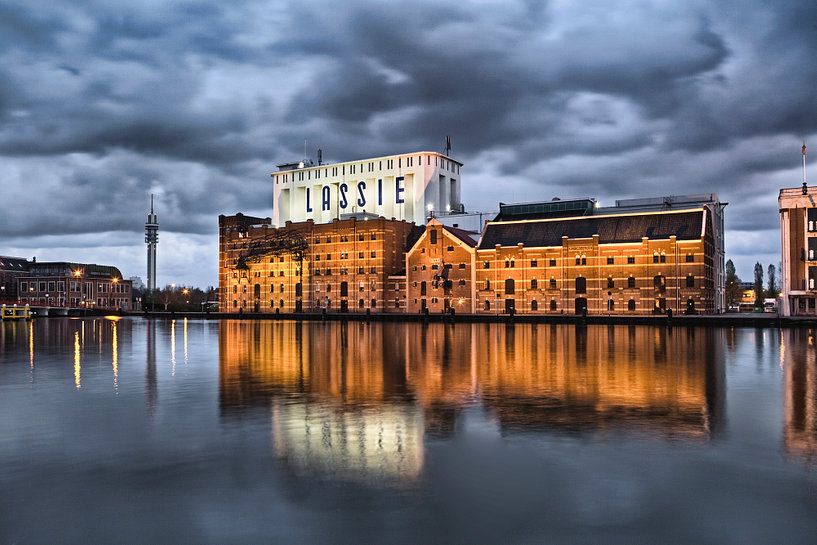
{"left": 445, "top": 225, "right": 479, "bottom": 247}
{"left": 478, "top": 210, "right": 704, "bottom": 249}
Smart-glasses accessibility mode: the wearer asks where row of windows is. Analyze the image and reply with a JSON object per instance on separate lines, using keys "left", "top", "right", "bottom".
{"left": 275, "top": 155, "right": 461, "bottom": 184}
{"left": 484, "top": 254, "right": 696, "bottom": 269}
{"left": 477, "top": 275, "right": 695, "bottom": 293}
{"left": 314, "top": 233, "right": 377, "bottom": 243}
{"left": 315, "top": 267, "right": 378, "bottom": 276}
{"left": 316, "top": 251, "right": 377, "bottom": 260}
{"left": 19, "top": 281, "right": 129, "bottom": 293}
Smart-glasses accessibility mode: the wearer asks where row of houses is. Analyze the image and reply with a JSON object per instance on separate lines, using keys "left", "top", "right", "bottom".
{"left": 219, "top": 195, "right": 721, "bottom": 315}
{"left": 0, "top": 258, "right": 133, "bottom": 311}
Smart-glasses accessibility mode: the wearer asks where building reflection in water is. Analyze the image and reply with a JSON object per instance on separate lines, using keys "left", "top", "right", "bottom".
{"left": 783, "top": 329, "right": 817, "bottom": 463}
{"left": 219, "top": 321, "right": 725, "bottom": 482}
{"left": 145, "top": 319, "right": 157, "bottom": 417}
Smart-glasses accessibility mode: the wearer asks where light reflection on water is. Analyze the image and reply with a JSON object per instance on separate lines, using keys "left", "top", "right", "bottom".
{"left": 0, "top": 318, "right": 816, "bottom": 544}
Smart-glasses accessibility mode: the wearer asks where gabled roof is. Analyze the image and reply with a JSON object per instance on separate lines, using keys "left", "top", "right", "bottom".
{"left": 478, "top": 210, "right": 704, "bottom": 249}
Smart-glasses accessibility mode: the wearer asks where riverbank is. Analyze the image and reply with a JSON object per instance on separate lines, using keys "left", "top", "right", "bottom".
{"left": 121, "top": 310, "right": 817, "bottom": 328}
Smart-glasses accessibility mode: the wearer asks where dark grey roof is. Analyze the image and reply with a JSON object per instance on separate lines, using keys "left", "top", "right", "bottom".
{"left": 478, "top": 211, "right": 704, "bottom": 249}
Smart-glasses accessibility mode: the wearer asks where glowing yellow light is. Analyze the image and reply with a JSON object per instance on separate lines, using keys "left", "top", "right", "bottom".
{"left": 28, "top": 320, "right": 34, "bottom": 369}
{"left": 183, "top": 318, "right": 188, "bottom": 365}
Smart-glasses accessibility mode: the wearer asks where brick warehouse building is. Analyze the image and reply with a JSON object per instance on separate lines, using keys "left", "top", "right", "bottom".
{"left": 219, "top": 213, "right": 421, "bottom": 313}
{"left": 472, "top": 207, "right": 715, "bottom": 315}
{"left": 406, "top": 219, "right": 478, "bottom": 314}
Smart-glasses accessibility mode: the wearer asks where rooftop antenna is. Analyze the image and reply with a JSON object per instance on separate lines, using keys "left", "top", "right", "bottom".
{"left": 303, "top": 139, "right": 307, "bottom": 162}
{"left": 318, "top": 148, "right": 323, "bottom": 166}
{"left": 444, "top": 135, "right": 452, "bottom": 156}
{"left": 803, "top": 141, "right": 808, "bottom": 195}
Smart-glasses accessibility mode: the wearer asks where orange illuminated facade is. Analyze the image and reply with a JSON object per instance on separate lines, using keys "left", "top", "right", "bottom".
{"left": 219, "top": 213, "right": 420, "bottom": 313}
{"left": 405, "top": 218, "right": 477, "bottom": 314}
{"left": 472, "top": 209, "right": 716, "bottom": 315}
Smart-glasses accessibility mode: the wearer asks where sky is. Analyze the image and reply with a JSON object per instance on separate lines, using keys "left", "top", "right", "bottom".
{"left": 1, "top": 0, "right": 815, "bottom": 288}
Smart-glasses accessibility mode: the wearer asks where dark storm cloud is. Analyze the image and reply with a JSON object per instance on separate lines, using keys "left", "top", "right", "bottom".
{"left": 0, "top": 0, "right": 815, "bottom": 284}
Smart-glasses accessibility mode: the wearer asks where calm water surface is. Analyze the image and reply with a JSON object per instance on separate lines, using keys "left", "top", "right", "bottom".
{"left": 1, "top": 318, "right": 816, "bottom": 544}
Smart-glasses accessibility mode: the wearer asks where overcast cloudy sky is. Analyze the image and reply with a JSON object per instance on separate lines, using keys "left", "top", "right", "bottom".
{"left": 1, "top": 0, "right": 815, "bottom": 287}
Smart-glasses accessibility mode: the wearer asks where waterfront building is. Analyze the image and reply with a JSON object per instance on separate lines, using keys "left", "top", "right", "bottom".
{"left": 779, "top": 153, "right": 817, "bottom": 315}
{"left": 17, "top": 262, "right": 132, "bottom": 310}
{"left": 272, "top": 151, "right": 462, "bottom": 227}
{"left": 405, "top": 218, "right": 478, "bottom": 314}
{"left": 0, "top": 256, "right": 30, "bottom": 302}
{"left": 473, "top": 201, "right": 716, "bottom": 315}
{"left": 219, "top": 213, "right": 420, "bottom": 313}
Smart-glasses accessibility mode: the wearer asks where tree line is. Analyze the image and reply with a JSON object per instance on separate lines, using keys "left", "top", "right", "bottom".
{"left": 725, "top": 259, "right": 779, "bottom": 308}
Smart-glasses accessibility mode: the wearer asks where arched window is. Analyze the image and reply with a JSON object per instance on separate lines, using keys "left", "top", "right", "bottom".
{"left": 253, "top": 284, "right": 261, "bottom": 298}
{"left": 575, "top": 255, "right": 581, "bottom": 265}
{"left": 549, "top": 277, "right": 557, "bottom": 289}
{"left": 660, "top": 251, "right": 666, "bottom": 263}
{"left": 485, "top": 279, "right": 491, "bottom": 291}
{"left": 505, "top": 278, "right": 515, "bottom": 295}
{"left": 607, "top": 277, "right": 614, "bottom": 289}
{"left": 531, "top": 300, "right": 538, "bottom": 311}
{"left": 653, "top": 252, "right": 660, "bottom": 264}
{"left": 628, "top": 299, "right": 636, "bottom": 311}
{"left": 358, "top": 299, "right": 365, "bottom": 308}
{"left": 484, "top": 299, "right": 491, "bottom": 311}
{"left": 530, "top": 278, "right": 538, "bottom": 290}
{"left": 505, "top": 259, "right": 510, "bottom": 268}
{"left": 550, "top": 299, "right": 557, "bottom": 311}
{"left": 510, "top": 259, "right": 515, "bottom": 268}
{"left": 581, "top": 254, "right": 587, "bottom": 265}
{"left": 628, "top": 276, "right": 636, "bottom": 289}
{"left": 575, "top": 276, "right": 586, "bottom": 294}
{"left": 371, "top": 299, "right": 377, "bottom": 308}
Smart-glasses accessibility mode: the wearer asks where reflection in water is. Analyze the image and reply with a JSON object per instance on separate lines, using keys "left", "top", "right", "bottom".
{"left": 111, "top": 320, "right": 119, "bottom": 392}
{"left": 28, "top": 320, "right": 34, "bottom": 369}
{"left": 220, "top": 322, "right": 725, "bottom": 482}
{"left": 783, "top": 329, "right": 817, "bottom": 462}
{"left": 170, "top": 319, "right": 176, "bottom": 377}
{"left": 183, "top": 318, "right": 188, "bottom": 365}
{"left": 73, "top": 331, "right": 81, "bottom": 389}
{"left": 146, "top": 320, "right": 157, "bottom": 417}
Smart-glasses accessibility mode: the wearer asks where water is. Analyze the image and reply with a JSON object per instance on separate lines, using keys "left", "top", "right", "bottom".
{"left": 1, "top": 318, "right": 816, "bottom": 544}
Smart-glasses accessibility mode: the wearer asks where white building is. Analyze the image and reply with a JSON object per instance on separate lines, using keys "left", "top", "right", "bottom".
{"left": 271, "top": 151, "right": 462, "bottom": 227}
{"left": 779, "top": 185, "right": 817, "bottom": 316}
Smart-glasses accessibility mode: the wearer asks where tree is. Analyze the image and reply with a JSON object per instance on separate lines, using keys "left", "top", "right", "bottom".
{"left": 753, "top": 262, "right": 764, "bottom": 308}
{"left": 766, "top": 264, "right": 778, "bottom": 299}
{"left": 725, "top": 259, "right": 741, "bottom": 305}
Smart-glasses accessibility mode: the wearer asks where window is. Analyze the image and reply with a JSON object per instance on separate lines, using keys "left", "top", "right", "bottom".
{"left": 371, "top": 251, "right": 376, "bottom": 258}
{"left": 654, "top": 275, "right": 666, "bottom": 293}
{"left": 549, "top": 278, "right": 557, "bottom": 289}
{"left": 485, "top": 279, "right": 491, "bottom": 291}
{"left": 575, "top": 277, "right": 586, "bottom": 294}
{"left": 581, "top": 255, "right": 587, "bottom": 265}
{"left": 575, "top": 255, "right": 581, "bottom": 266}
{"left": 280, "top": 284, "right": 285, "bottom": 293}
{"left": 505, "top": 279, "right": 515, "bottom": 294}
{"left": 458, "top": 279, "right": 466, "bottom": 286}
{"left": 607, "top": 277, "right": 614, "bottom": 289}
{"left": 550, "top": 299, "right": 557, "bottom": 311}
{"left": 483, "top": 261, "right": 490, "bottom": 269}
{"left": 686, "top": 275, "right": 695, "bottom": 288}
{"left": 627, "top": 256, "right": 635, "bottom": 264}
{"left": 628, "top": 299, "right": 636, "bottom": 312}
{"left": 653, "top": 252, "right": 660, "bottom": 264}
{"left": 20, "top": 282, "right": 27, "bottom": 292}
{"left": 531, "top": 300, "right": 538, "bottom": 311}
{"left": 371, "top": 299, "right": 377, "bottom": 308}
{"left": 459, "top": 263, "right": 466, "bottom": 269}
{"left": 420, "top": 281, "right": 427, "bottom": 295}
{"left": 447, "top": 246, "right": 454, "bottom": 252}
{"left": 531, "top": 278, "right": 538, "bottom": 290}
{"left": 607, "top": 299, "right": 615, "bottom": 311}
{"left": 510, "top": 260, "right": 515, "bottom": 268}
{"left": 359, "top": 299, "right": 365, "bottom": 309}
{"left": 505, "top": 259, "right": 510, "bottom": 268}
{"left": 660, "top": 252, "right": 666, "bottom": 263}
{"left": 607, "top": 257, "right": 614, "bottom": 265}
{"left": 358, "top": 234, "right": 364, "bottom": 241}
{"left": 358, "top": 252, "right": 364, "bottom": 259}
{"left": 549, "top": 259, "right": 556, "bottom": 267}
{"left": 686, "top": 254, "right": 694, "bottom": 263}
{"left": 627, "top": 276, "right": 636, "bottom": 288}
{"left": 371, "top": 233, "right": 376, "bottom": 240}
{"left": 484, "top": 300, "right": 490, "bottom": 311}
